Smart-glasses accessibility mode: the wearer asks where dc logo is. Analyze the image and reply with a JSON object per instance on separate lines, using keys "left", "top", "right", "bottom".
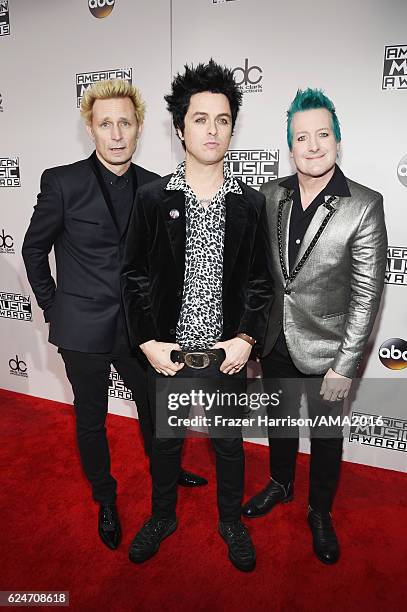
{"left": 88, "top": 0, "right": 115, "bottom": 18}
{"left": 232, "top": 59, "right": 263, "bottom": 86}
{"left": 397, "top": 154, "right": 407, "bottom": 188}
{"left": 9, "top": 355, "right": 27, "bottom": 373}
{"left": 0, "top": 229, "right": 13, "bottom": 249}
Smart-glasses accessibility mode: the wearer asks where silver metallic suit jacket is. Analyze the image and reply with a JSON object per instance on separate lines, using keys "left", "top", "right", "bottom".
{"left": 261, "top": 174, "right": 387, "bottom": 378}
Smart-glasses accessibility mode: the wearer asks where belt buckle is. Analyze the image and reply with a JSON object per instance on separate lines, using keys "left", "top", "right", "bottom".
{"left": 184, "top": 352, "right": 210, "bottom": 369}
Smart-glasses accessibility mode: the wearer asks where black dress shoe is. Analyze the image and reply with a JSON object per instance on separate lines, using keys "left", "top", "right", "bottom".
{"left": 241, "top": 479, "right": 293, "bottom": 518}
{"left": 178, "top": 469, "right": 208, "bottom": 487}
{"left": 219, "top": 521, "right": 256, "bottom": 572}
{"left": 308, "top": 508, "right": 340, "bottom": 564}
{"left": 98, "top": 503, "right": 122, "bottom": 550}
{"left": 128, "top": 516, "right": 178, "bottom": 563}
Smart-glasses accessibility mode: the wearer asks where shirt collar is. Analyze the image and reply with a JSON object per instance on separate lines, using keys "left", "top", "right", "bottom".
{"left": 166, "top": 160, "right": 242, "bottom": 197}
{"left": 96, "top": 154, "right": 133, "bottom": 187}
{"left": 279, "top": 164, "right": 351, "bottom": 198}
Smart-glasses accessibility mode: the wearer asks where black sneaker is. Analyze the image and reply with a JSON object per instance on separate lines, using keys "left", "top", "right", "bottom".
{"left": 128, "top": 516, "right": 177, "bottom": 563}
{"left": 219, "top": 521, "right": 256, "bottom": 572}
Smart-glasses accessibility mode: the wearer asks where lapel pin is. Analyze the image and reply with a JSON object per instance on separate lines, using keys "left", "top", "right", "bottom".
{"left": 169, "top": 209, "right": 180, "bottom": 219}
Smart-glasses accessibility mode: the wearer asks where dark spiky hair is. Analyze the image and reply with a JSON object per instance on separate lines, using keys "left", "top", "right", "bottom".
{"left": 164, "top": 59, "right": 243, "bottom": 142}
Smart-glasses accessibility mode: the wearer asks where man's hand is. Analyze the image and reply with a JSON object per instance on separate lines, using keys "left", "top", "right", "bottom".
{"left": 320, "top": 368, "right": 352, "bottom": 401}
{"left": 140, "top": 340, "right": 184, "bottom": 376}
{"left": 212, "top": 337, "right": 252, "bottom": 375}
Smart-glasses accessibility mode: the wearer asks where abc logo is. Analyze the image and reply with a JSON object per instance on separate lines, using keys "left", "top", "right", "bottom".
{"left": 0, "top": 229, "right": 13, "bottom": 249}
{"left": 88, "top": 0, "right": 115, "bottom": 19}
{"left": 9, "top": 355, "right": 27, "bottom": 373}
{"left": 397, "top": 154, "right": 407, "bottom": 188}
{"left": 232, "top": 59, "right": 263, "bottom": 86}
{"left": 379, "top": 338, "right": 407, "bottom": 370}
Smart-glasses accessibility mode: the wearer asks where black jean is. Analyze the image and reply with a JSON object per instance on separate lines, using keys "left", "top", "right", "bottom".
{"left": 261, "top": 333, "right": 343, "bottom": 513}
{"left": 60, "top": 348, "right": 152, "bottom": 504}
{"left": 148, "top": 352, "right": 246, "bottom": 523}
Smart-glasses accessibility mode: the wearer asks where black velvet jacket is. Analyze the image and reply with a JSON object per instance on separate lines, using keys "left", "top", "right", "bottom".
{"left": 121, "top": 174, "right": 273, "bottom": 351}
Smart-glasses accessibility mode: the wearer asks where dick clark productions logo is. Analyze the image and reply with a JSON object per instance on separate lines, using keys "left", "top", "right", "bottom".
{"left": 232, "top": 59, "right": 263, "bottom": 94}
{"left": 88, "top": 0, "right": 115, "bottom": 18}
{"left": 379, "top": 338, "right": 407, "bottom": 370}
{"left": 9, "top": 355, "right": 28, "bottom": 378}
{"left": 0, "top": 229, "right": 14, "bottom": 254}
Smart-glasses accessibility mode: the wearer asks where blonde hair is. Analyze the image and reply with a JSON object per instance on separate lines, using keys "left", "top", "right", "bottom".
{"left": 80, "top": 79, "right": 146, "bottom": 125}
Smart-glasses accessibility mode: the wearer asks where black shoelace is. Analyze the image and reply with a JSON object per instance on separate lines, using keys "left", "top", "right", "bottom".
{"left": 224, "top": 524, "right": 253, "bottom": 557}
{"left": 134, "top": 519, "right": 170, "bottom": 548}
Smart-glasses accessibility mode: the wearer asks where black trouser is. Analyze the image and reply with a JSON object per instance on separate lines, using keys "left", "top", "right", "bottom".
{"left": 261, "top": 334, "right": 343, "bottom": 513}
{"left": 60, "top": 348, "right": 152, "bottom": 505}
{"left": 149, "top": 353, "right": 245, "bottom": 523}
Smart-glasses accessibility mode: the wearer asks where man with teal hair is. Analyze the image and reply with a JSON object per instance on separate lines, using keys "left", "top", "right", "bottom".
{"left": 242, "top": 88, "right": 387, "bottom": 564}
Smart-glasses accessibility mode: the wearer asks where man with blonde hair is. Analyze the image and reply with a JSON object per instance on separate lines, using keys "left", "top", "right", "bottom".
{"left": 22, "top": 79, "right": 206, "bottom": 552}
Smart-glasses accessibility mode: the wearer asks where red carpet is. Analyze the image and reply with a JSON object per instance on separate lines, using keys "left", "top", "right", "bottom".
{"left": 1, "top": 389, "right": 406, "bottom": 611}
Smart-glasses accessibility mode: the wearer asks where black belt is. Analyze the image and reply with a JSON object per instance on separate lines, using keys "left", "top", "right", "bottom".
{"left": 171, "top": 349, "right": 224, "bottom": 369}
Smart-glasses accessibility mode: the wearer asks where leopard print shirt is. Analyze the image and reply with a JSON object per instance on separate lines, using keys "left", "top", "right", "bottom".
{"left": 165, "top": 161, "right": 242, "bottom": 350}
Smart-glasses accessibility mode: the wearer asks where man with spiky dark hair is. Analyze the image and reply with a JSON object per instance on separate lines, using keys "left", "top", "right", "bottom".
{"left": 122, "top": 60, "right": 273, "bottom": 571}
{"left": 242, "top": 88, "right": 387, "bottom": 565}
{"left": 22, "top": 78, "right": 207, "bottom": 553}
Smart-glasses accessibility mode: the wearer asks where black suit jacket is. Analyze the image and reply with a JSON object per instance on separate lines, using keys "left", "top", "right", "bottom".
{"left": 121, "top": 174, "right": 273, "bottom": 351}
{"left": 22, "top": 152, "right": 159, "bottom": 352}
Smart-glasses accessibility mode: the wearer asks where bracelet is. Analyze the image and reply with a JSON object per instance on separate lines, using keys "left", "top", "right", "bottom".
{"left": 237, "top": 332, "right": 256, "bottom": 346}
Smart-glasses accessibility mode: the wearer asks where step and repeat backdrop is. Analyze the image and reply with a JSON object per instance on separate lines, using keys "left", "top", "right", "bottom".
{"left": 1, "top": 0, "right": 406, "bottom": 471}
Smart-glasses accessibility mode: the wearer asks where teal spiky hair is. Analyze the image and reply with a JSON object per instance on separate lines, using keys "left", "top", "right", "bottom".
{"left": 286, "top": 88, "right": 341, "bottom": 150}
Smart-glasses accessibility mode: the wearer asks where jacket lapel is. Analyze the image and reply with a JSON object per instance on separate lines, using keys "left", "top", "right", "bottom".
{"left": 292, "top": 195, "right": 339, "bottom": 270}
{"left": 223, "top": 192, "right": 249, "bottom": 289}
{"left": 160, "top": 190, "right": 186, "bottom": 283}
{"left": 277, "top": 191, "right": 293, "bottom": 281}
{"left": 88, "top": 151, "right": 120, "bottom": 234}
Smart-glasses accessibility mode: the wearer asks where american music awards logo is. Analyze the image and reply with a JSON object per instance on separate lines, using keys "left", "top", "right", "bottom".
{"left": 0, "top": 157, "right": 21, "bottom": 187}
{"left": 349, "top": 412, "right": 407, "bottom": 453}
{"left": 385, "top": 246, "right": 407, "bottom": 286}
{"left": 76, "top": 68, "right": 132, "bottom": 108}
{"left": 225, "top": 149, "right": 279, "bottom": 188}
{"left": 0, "top": 293, "right": 32, "bottom": 321}
{"left": 382, "top": 45, "right": 407, "bottom": 90}
{"left": 109, "top": 371, "right": 133, "bottom": 401}
{"left": 0, "top": 0, "right": 10, "bottom": 37}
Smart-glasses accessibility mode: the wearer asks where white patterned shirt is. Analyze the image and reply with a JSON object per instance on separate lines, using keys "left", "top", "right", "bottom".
{"left": 165, "top": 161, "right": 242, "bottom": 350}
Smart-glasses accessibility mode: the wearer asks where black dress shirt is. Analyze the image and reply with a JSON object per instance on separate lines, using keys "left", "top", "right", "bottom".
{"left": 279, "top": 164, "right": 351, "bottom": 273}
{"left": 97, "top": 158, "right": 135, "bottom": 355}
{"left": 97, "top": 159, "right": 135, "bottom": 236}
